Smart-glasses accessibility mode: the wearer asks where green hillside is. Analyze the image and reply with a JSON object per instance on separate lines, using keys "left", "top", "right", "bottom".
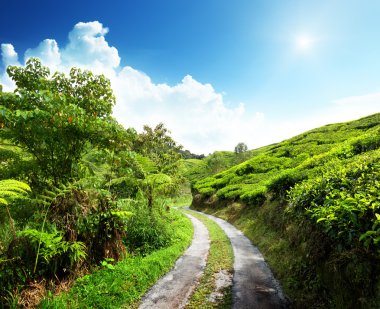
{"left": 189, "top": 113, "right": 380, "bottom": 308}
{"left": 181, "top": 149, "right": 256, "bottom": 185}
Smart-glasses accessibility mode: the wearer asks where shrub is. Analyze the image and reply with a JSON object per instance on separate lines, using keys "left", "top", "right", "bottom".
{"left": 198, "top": 187, "right": 216, "bottom": 196}
{"left": 216, "top": 184, "right": 242, "bottom": 199}
{"left": 240, "top": 186, "right": 267, "bottom": 206}
{"left": 352, "top": 132, "right": 380, "bottom": 155}
{"left": 267, "top": 169, "right": 307, "bottom": 200}
{"left": 18, "top": 228, "right": 86, "bottom": 276}
{"left": 287, "top": 152, "right": 380, "bottom": 251}
{"left": 122, "top": 200, "right": 176, "bottom": 254}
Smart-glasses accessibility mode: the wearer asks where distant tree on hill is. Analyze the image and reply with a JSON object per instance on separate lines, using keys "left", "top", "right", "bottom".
{"left": 234, "top": 142, "right": 248, "bottom": 154}
{"left": 180, "top": 149, "right": 205, "bottom": 160}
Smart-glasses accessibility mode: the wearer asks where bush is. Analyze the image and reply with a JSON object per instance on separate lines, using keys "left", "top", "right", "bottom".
{"left": 240, "top": 186, "right": 267, "bottom": 206}
{"left": 18, "top": 228, "right": 86, "bottom": 276}
{"left": 267, "top": 169, "right": 307, "bottom": 200}
{"left": 352, "top": 132, "right": 380, "bottom": 155}
{"left": 216, "top": 184, "right": 242, "bottom": 199}
{"left": 287, "top": 152, "right": 380, "bottom": 251}
{"left": 122, "top": 200, "right": 176, "bottom": 254}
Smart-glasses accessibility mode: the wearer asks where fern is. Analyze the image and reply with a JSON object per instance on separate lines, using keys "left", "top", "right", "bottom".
{"left": 0, "top": 179, "right": 31, "bottom": 204}
{"left": 135, "top": 154, "right": 158, "bottom": 174}
{"left": 32, "top": 182, "right": 77, "bottom": 274}
{"left": 19, "top": 228, "right": 87, "bottom": 270}
{"left": 0, "top": 179, "right": 31, "bottom": 239}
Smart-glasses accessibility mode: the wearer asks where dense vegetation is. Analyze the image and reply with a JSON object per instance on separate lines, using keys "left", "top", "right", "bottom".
{"left": 41, "top": 211, "right": 192, "bottom": 308}
{"left": 0, "top": 58, "right": 189, "bottom": 307}
{"left": 190, "top": 113, "right": 380, "bottom": 308}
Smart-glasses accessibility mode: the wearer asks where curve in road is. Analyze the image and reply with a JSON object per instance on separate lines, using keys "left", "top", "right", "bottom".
{"left": 194, "top": 210, "right": 288, "bottom": 309}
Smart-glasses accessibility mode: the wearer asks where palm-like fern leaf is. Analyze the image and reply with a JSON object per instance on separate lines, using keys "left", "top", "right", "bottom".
{"left": 0, "top": 179, "right": 31, "bottom": 205}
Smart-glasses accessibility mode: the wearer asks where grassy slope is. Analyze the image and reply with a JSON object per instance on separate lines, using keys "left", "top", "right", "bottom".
{"left": 180, "top": 150, "right": 256, "bottom": 186}
{"left": 190, "top": 113, "right": 380, "bottom": 308}
{"left": 40, "top": 210, "right": 193, "bottom": 308}
{"left": 193, "top": 113, "right": 380, "bottom": 202}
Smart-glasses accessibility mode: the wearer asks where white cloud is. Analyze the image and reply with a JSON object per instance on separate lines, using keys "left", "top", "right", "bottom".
{"left": 62, "top": 21, "right": 120, "bottom": 70}
{"left": 1, "top": 43, "right": 20, "bottom": 67}
{"left": 25, "top": 39, "right": 61, "bottom": 70}
{"left": 1, "top": 21, "right": 378, "bottom": 154}
{"left": 112, "top": 68, "right": 249, "bottom": 153}
{"left": 321, "top": 93, "right": 380, "bottom": 124}
{"left": 1, "top": 44, "right": 20, "bottom": 91}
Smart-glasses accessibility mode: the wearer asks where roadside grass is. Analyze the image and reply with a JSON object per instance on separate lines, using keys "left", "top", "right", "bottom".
{"left": 184, "top": 210, "right": 233, "bottom": 309}
{"left": 169, "top": 193, "right": 193, "bottom": 207}
{"left": 40, "top": 210, "right": 193, "bottom": 309}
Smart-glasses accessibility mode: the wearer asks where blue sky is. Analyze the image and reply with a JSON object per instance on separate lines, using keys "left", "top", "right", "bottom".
{"left": 1, "top": 0, "right": 379, "bottom": 153}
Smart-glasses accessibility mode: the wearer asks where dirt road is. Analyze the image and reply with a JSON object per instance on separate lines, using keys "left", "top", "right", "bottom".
{"left": 138, "top": 213, "right": 210, "bottom": 309}
{"left": 139, "top": 209, "right": 287, "bottom": 308}
{"left": 198, "top": 211, "right": 288, "bottom": 309}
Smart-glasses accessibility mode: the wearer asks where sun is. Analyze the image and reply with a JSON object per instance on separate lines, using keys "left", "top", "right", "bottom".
{"left": 296, "top": 35, "right": 314, "bottom": 50}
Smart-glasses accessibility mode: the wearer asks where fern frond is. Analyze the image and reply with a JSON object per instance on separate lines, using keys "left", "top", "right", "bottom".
{"left": 0, "top": 179, "right": 31, "bottom": 205}
{"left": 0, "top": 197, "right": 8, "bottom": 205}
{"left": 135, "top": 154, "right": 158, "bottom": 174}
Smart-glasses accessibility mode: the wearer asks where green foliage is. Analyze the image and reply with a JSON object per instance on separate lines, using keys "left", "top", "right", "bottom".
{"left": 288, "top": 152, "right": 380, "bottom": 251}
{"left": 122, "top": 199, "right": 177, "bottom": 254}
{"left": 240, "top": 186, "right": 267, "bottom": 206}
{"left": 267, "top": 168, "right": 307, "bottom": 200}
{"left": 191, "top": 113, "right": 380, "bottom": 308}
{"left": 183, "top": 149, "right": 256, "bottom": 185}
{"left": 100, "top": 257, "right": 115, "bottom": 270}
{"left": 0, "top": 179, "right": 31, "bottom": 239}
{"left": 0, "top": 58, "right": 125, "bottom": 185}
{"left": 0, "top": 179, "right": 30, "bottom": 206}
{"left": 191, "top": 113, "right": 380, "bottom": 209}
{"left": 41, "top": 210, "right": 193, "bottom": 308}
{"left": 18, "top": 228, "right": 86, "bottom": 273}
{"left": 134, "top": 122, "right": 182, "bottom": 174}
{"left": 0, "top": 60, "right": 188, "bottom": 306}
{"left": 234, "top": 142, "right": 248, "bottom": 154}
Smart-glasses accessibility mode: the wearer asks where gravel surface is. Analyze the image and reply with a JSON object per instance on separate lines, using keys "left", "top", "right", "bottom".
{"left": 138, "top": 213, "right": 210, "bottom": 309}
{"left": 191, "top": 210, "right": 288, "bottom": 309}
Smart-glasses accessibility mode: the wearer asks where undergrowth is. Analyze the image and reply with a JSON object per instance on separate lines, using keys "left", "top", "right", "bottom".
{"left": 40, "top": 209, "right": 193, "bottom": 308}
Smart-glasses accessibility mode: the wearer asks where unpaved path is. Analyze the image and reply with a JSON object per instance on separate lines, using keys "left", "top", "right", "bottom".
{"left": 191, "top": 210, "right": 288, "bottom": 309}
{"left": 139, "top": 213, "right": 210, "bottom": 309}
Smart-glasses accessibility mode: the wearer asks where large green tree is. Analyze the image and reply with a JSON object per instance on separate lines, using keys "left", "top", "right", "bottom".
{"left": 0, "top": 58, "right": 124, "bottom": 185}
{"left": 134, "top": 123, "right": 183, "bottom": 208}
{"left": 134, "top": 123, "right": 182, "bottom": 173}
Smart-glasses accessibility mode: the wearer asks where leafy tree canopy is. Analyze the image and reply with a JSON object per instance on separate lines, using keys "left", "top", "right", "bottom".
{"left": 0, "top": 58, "right": 126, "bottom": 185}
{"left": 134, "top": 122, "right": 183, "bottom": 174}
{"left": 234, "top": 142, "right": 248, "bottom": 154}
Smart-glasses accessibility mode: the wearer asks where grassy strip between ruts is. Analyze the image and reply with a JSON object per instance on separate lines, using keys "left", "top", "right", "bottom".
{"left": 39, "top": 209, "right": 193, "bottom": 309}
{"left": 184, "top": 209, "right": 234, "bottom": 309}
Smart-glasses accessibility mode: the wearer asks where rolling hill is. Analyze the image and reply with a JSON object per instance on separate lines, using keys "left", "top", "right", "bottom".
{"left": 188, "top": 113, "right": 380, "bottom": 308}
